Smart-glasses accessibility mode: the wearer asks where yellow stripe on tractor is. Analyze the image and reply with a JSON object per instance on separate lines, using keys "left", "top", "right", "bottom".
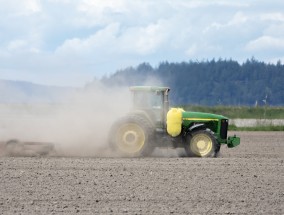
{"left": 183, "top": 118, "right": 219, "bottom": 121}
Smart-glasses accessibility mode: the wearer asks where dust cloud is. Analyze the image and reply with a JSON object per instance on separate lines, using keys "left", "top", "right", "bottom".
{"left": 0, "top": 75, "right": 176, "bottom": 157}
{"left": 0, "top": 82, "right": 131, "bottom": 156}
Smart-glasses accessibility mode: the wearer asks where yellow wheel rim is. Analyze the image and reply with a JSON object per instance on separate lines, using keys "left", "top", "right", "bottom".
{"left": 190, "top": 133, "right": 213, "bottom": 157}
{"left": 115, "top": 123, "right": 145, "bottom": 154}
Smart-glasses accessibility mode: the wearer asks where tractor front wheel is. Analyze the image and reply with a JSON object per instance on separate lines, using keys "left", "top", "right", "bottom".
{"left": 185, "top": 129, "right": 219, "bottom": 157}
{"left": 109, "top": 115, "right": 154, "bottom": 157}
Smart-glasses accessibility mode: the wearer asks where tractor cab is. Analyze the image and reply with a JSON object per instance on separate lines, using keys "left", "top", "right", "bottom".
{"left": 130, "top": 86, "right": 170, "bottom": 129}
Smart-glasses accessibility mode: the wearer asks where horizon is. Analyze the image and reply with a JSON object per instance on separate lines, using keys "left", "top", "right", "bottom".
{"left": 1, "top": 57, "right": 283, "bottom": 87}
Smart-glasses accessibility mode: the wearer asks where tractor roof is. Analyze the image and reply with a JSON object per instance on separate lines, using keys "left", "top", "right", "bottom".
{"left": 130, "top": 86, "right": 170, "bottom": 92}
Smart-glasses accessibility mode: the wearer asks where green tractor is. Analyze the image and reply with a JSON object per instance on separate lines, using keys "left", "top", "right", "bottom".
{"left": 109, "top": 86, "right": 240, "bottom": 157}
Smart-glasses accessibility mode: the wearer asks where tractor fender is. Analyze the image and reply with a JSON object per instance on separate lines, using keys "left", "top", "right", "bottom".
{"left": 188, "top": 123, "right": 205, "bottom": 132}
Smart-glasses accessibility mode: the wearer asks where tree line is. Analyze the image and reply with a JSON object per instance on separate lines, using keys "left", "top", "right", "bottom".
{"left": 100, "top": 58, "right": 284, "bottom": 106}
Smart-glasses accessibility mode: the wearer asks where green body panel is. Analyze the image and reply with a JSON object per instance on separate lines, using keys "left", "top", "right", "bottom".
{"left": 182, "top": 111, "right": 227, "bottom": 122}
{"left": 181, "top": 111, "right": 227, "bottom": 143}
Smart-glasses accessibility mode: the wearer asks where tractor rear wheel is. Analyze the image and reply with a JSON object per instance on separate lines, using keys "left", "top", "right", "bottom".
{"left": 184, "top": 129, "right": 219, "bottom": 157}
{"left": 109, "top": 115, "right": 154, "bottom": 157}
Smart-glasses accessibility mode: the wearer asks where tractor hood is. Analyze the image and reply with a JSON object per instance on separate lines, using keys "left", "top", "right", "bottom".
{"left": 182, "top": 111, "right": 227, "bottom": 121}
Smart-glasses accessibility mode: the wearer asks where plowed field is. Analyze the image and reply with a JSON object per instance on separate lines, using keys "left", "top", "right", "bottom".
{"left": 0, "top": 132, "right": 283, "bottom": 214}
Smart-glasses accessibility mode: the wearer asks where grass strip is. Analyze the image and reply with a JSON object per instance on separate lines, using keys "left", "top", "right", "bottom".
{"left": 182, "top": 105, "right": 284, "bottom": 119}
{"left": 229, "top": 124, "right": 284, "bottom": 131}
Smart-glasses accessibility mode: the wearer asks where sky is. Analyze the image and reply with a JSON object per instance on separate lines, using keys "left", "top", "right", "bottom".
{"left": 0, "top": 0, "right": 284, "bottom": 87}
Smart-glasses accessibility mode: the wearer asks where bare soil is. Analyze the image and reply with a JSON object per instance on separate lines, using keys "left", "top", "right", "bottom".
{"left": 0, "top": 131, "right": 283, "bottom": 214}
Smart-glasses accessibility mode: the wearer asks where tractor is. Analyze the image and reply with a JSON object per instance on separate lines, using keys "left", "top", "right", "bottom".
{"left": 109, "top": 86, "right": 240, "bottom": 157}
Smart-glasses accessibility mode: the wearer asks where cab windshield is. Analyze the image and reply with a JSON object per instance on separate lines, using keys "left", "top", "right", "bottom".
{"left": 133, "top": 91, "right": 163, "bottom": 110}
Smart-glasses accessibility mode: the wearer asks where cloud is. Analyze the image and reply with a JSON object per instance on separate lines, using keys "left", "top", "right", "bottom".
{"left": 78, "top": 0, "right": 127, "bottom": 16}
{"left": 246, "top": 36, "right": 284, "bottom": 51}
{"left": 56, "top": 18, "right": 171, "bottom": 56}
{"left": 7, "top": 40, "right": 28, "bottom": 51}
{"left": 118, "top": 19, "right": 170, "bottom": 55}
{"left": 203, "top": 11, "right": 249, "bottom": 34}
{"left": 0, "top": 0, "right": 284, "bottom": 86}
{"left": 56, "top": 23, "right": 120, "bottom": 53}
{"left": 0, "top": 0, "right": 41, "bottom": 17}
{"left": 260, "top": 12, "right": 284, "bottom": 22}
{"left": 75, "top": 0, "right": 127, "bottom": 27}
